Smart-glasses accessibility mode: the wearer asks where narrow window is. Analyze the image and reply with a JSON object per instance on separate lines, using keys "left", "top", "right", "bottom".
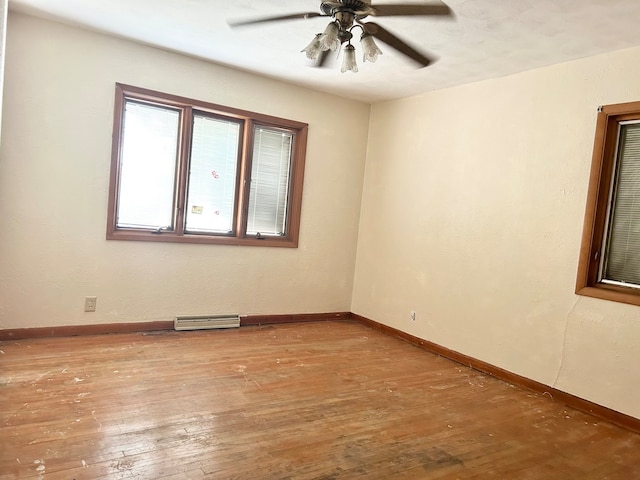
{"left": 185, "top": 114, "right": 241, "bottom": 235}
{"left": 117, "top": 101, "right": 180, "bottom": 231}
{"left": 576, "top": 102, "right": 640, "bottom": 305}
{"left": 247, "top": 126, "right": 293, "bottom": 237}
{"left": 600, "top": 122, "right": 640, "bottom": 287}
{"left": 107, "top": 84, "right": 308, "bottom": 247}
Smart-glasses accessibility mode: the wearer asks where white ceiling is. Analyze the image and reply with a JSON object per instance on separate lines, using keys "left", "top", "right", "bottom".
{"left": 9, "top": 0, "right": 640, "bottom": 103}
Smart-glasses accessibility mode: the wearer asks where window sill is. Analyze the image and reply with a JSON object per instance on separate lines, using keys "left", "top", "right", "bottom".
{"left": 575, "top": 284, "right": 640, "bottom": 307}
{"left": 106, "top": 230, "right": 298, "bottom": 248}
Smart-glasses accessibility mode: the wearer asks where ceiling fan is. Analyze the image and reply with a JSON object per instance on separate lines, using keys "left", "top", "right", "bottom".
{"left": 228, "top": 1, "right": 454, "bottom": 73}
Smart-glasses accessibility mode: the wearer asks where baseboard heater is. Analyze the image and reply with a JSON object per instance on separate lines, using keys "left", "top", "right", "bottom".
{"left": 174, "top": 314, "right": 240, "bottom": 331}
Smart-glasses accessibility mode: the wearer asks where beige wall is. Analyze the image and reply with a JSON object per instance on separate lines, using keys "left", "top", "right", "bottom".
{"left": 0, "top": 13, "right": 369, "bottom": 327}
{"left": 352, "top": 46, "right": 640, "bottom": 418}
{"left": 0, "top": 0, "right": 6, "bottom": 134}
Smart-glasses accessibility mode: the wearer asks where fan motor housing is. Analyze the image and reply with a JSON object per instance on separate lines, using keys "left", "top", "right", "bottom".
{"left": 321, "top": 1, "right": 372, "bottom": 17}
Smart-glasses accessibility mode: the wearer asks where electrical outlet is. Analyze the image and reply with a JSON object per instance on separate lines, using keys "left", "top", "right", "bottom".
{"left": 84, "top": 296, "right": 97, "bottom": 312}
{"left": 410, "top": 310, "right": 416, "bottom": 322}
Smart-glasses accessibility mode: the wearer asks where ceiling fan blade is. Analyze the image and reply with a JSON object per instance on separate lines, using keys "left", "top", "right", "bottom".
{"left": 370, "top": 3, "right": 453, "bottom": 17}
{"left": 228, "top": 12, "right": 325, "bottom": 27}
{"left": 362, "top": 22, "right": 434, "bottom": 67}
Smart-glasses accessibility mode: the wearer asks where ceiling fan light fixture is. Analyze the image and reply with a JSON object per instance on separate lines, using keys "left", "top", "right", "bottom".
{"left": 341, "top": 44, "right": 358, "bottom": 73}
{"left": 301, "top": 33, "right": 322, "bottom": 60}
{"left": 360, "top": 33, "right": 382, "bottom": 63}
{"left": 319, "top": 21, "right": 340, "bottom": 51}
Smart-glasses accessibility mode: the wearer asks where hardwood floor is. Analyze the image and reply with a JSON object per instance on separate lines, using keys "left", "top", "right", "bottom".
{"left": 1, "top": 320, "right": 639, "bottom": 479}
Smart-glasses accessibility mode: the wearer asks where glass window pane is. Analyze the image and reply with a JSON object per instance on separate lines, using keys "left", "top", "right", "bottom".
{"left": 117, "top": 101, "right": 180, "bottom": 230}
{"left": 246, "top": 127, "right": 293, "bottom": 236}
{"left": 185, "top": 114, "right": 240, "bottom": 234}
{"left": 603, "top": 122, "right": 640, "bottom": 286}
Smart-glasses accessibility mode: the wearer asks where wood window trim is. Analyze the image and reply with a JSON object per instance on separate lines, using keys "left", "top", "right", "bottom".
{"left": 107, "top": 84, "right": 308, "bottom": 248}
{"left": 576, "top": 101, "right": 640, "bottom": 306}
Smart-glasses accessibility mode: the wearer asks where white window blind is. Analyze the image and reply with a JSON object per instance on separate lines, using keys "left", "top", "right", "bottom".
{"left": 117, "top": 101, "right": 180, "bottom": 230}
{"left": 602, "top": 122, "right": 640, "bottom": 287}
{"left": 246, "top": 127, "right": 293, "bottom": 236}
{"left": 185, "top": 114, "right": 240, "bottom": 234}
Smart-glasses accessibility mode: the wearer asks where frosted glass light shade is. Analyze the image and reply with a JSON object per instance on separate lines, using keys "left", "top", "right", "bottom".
{"left": 360, "top": 33, "right": 382, "bottom": 63}
{"left": 301, "top": 34, "right": 322, "bottom": 60}
{"left": 319, "top": 22, "right": 340, "bottom": 51}
{"left": 341, "top": 44, "right": 358, "bottom": 73}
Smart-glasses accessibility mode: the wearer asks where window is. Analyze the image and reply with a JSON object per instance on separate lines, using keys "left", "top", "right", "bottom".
{"left": 576, "top": 101, "right": 640, "bottom": 306}
{"left": 107, "top": 84, "right": 308, "bottom": 247}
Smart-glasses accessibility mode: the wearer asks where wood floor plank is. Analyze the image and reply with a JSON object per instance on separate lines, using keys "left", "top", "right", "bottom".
{"left": 1, "top": 321, "right": 639, "bottom": 479}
